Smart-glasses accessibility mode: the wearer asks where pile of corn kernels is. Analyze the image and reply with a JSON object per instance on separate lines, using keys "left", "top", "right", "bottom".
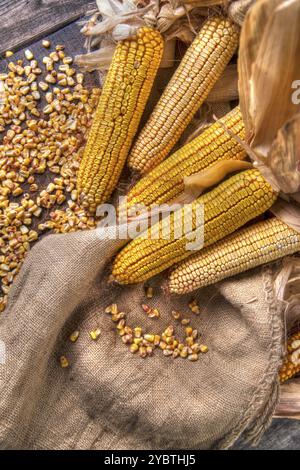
{"left": 0, "top": 43, "right": 101, "bottom": 312}
{"left": 61, "top": 294, "right": 208, "bottom": 367}
{"left": 104, "top": 295, "right": 208, "bottom": 362}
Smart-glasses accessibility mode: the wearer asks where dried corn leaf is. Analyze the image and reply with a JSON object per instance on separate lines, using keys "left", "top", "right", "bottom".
{"left": 163, "top": 17, "right": 205, "bottom": 42}
{"left": 182, "top": 160, "right": 252, "bottom": 201}
{"left": 76, "top": 0, "right": 234, "bottom": 73}
{"left": 96, "top": 0, "right": 132, "bottom": 16}
{"left": 181, "top": 0, "right": 225, "bottom": 4}
{"left": 270, "top": 200, "right": 300, "bottom": 338}
{"left": 271, "top": 199, "right": 300, "bottom": 235}
{"left": 75, "top": 45, "right": 116, "bottom": 71}
{"left": 274, "top": 254, "right": 300, "bottom": 339}
{"left": 238, "top": 0, "right": 300, "bottom": 194}
{"left": 157, "top": 3, "right": 209, "bottom": 33}
{"left": 267, "top": 114, "right": 300, "bottom": 194}
{"left": 228, "top": 0, "right": 255, "bottom": 26}
{"left": 181, "top": 102, "right": 212, "bottom": 144}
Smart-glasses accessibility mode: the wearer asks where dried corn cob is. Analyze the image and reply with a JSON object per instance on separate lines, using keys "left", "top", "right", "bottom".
{"left": 168, "top": 218, "right": 300, "bottom": 294}
{"left": 279, "top": 332, "right": 300, "bottom": 383}
{"left": 77, "top": 27, "right": 163, "bottom": 211}
{"left": 121, "top": 106, "right": 245, "bottom": 216}
{"left": 128, "top": 17, "right": 240, "bottom": 175}
{"left": 113, "top": 169, "right": 278, "bottom": 284}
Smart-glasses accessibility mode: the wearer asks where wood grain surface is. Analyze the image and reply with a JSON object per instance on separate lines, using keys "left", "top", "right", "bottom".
{"left": 0, "top": 0, "right": 95, "bottom": 55}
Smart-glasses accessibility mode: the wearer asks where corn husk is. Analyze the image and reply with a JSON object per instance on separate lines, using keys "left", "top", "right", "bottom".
{"left": 182, "top": 160, "right": 253, "bottom": 201}
{"left": 75, "top": 45, "right": 116, "bottom": 72}
{"left": 238, "top": 4, "right": 300, "bottom": 391}
{"left": 75, "top": 0, "right": 244, "bottom": 72}
{"left": 271, "top": 199, "right": 300, "bottom": 235}
{"left": 274, "top": 255, "right": 300, "bottom": 335}
{"left": 228, "top": 0, "right": 255, "bottom": 26}
{"left": 238, "top": 0, "right": 300, "bottom": 197}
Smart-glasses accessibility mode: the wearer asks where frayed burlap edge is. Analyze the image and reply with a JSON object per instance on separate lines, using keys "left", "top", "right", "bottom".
{"left": 215, "top": 265, "right": 283, "bottom": 449}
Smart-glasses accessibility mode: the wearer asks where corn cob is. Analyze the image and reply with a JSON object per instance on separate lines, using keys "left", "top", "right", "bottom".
{"left": 112, "top": 169, "right": 278, "bottom": 284}
{"left": 122, "top": 106, "right": 245, "bottom": 216}
{"left": 128, "top": 17, "right": 240, "bottom": 175}
{"left": 279, "top": 331, "right": 300, "bottom": 383}
{"left": 168, "top": 218, "right": 300, "bottom": 294}
{"left": 76, "top": 27, "right": 163, "bottom": 211}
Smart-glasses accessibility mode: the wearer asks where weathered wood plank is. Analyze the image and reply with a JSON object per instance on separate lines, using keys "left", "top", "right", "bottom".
{"left": 0, "top": 21, "right": 99, "bottom": 87}
{"left": 0, "top": 0, "right": 96, "bottom": 55}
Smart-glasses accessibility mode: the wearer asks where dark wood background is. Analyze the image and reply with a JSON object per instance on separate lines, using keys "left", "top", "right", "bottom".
{"left": 0, "top": 0, "right": 298, "bottom": 450}
{"left": 0, "top": 0, "right": 95, "bottom": 55}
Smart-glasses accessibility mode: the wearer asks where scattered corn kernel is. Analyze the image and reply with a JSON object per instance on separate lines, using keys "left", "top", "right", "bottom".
{"left": 145, "top": 285, "right": 154, "bottom": 299}
{"left": 144, "top": 334, "right": 155, "bottom": 343}
{"left": 39, "top": 81, "right": 49, "bottom": 91}
{"left": 24, "top": 49, "right": 34, "bottom": 60}
{"left": 130, "top": 343, "right": 139, "bottom": 353}
{"left": 42, "top": 40, "right": 51, "bottom": 48}
{"left": 188, "top": 353, "right": 199, "bottom": 362}
{"left": 69, "top": 330, "right": 80, "bottom": 343}
{"left": 60, "top": 355, "right": 69, "bottom": 368}
{"left": 90, "top": 328, "right": 101, "bottom": 341}
{"left": 139, "top": 346, "right": 147, "bottom": 358}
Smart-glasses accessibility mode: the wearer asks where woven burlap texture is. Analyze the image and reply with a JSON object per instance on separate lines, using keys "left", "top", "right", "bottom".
{"left": 0, "top": 226, "right": 283, "bottom": 449}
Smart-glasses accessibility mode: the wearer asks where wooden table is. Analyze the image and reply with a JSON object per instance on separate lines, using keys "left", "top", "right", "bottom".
{"left": 0, "top": 0, "right": 95, "bottom": 55}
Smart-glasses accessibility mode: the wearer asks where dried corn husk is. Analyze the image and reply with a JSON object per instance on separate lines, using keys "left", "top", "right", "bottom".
{"left": 274, "top": 254, "right": 300, "bottom": 332}
{"left": 228, "top": 0, "right": 255, "bottom": 26}
{"left": 75, "top": 0, "right": 248, "bottom": 73}
{"left": 237, "top": 4, "right": 300, "bottom": 370}
{"left": 75, "top": 45, "right": 116, "bottom": 72}
{"left": 271, "top": 199, "right": 300, "bottom": 236}
{"left": 182, "top": 160, "right": 253, "bottom": 200}
{"left": 238, "top": 0, "right": 300, "bottom": 196}
{"left": 267, "top": 115, "right": 300, "bottom": 195}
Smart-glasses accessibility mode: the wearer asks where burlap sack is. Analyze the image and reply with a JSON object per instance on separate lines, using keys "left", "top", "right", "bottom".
{"left": 0, "top": 226, "right": 283, "bottom": 450}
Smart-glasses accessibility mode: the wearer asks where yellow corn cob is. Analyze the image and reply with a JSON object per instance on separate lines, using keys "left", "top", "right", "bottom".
{"left": 112, "top": 169, "right": 278, "bottom": 284}
{"left": 122, "top": 106, "right": 245, "bottom": 216}
{"left": 128, "top": 16, "right": 240, "bottom": 175}
{"left": 279, "top": 331, "right": 300, "bottom": 383}
{"left": 168, "top": 218, "right": 300, "bottom": 294}
{"left": 76, "top": 27, "right": 163, "bottom": 211}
